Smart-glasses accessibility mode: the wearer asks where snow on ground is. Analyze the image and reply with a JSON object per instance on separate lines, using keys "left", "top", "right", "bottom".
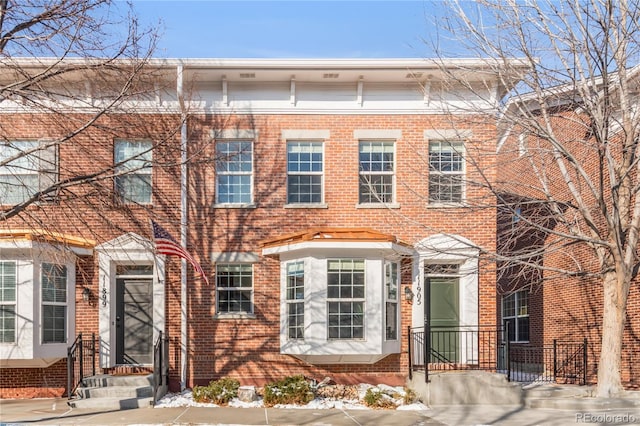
{"left": 154, "top": 387, "right": 430, "bottom": 411}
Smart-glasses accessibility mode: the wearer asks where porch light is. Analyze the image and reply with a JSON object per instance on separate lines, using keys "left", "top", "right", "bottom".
{"left": 404, "top": 286, "right": 414, "bottom": 302}
{"left": 82, "top": 286, "right": 92, "bottom": 304}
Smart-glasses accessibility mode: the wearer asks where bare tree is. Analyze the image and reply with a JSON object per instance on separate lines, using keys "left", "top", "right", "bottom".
{"left": 0, "top": 0, "right": 174, "bottom": 233}
{"left": 427, "top": 0, "right": 640, "bottom": 397}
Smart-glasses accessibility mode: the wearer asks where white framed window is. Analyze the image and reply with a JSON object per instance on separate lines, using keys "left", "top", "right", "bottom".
{"left": 216, "top": 263, "right": 253, "bottom": 314}
{"left": 358, "top": 141, "right": 395, "bottom": 204}
{"left": 428, "top": 141, "right": 464, "bottom": 204}
{"left": 287, "top": 141, "right": 323, "bottom": 204}
{"left": 114, "top": 140, "right": 152, "bottom": 204}
{"left": 41, "top": 263, "right": 67, "bottom": 344}
{"left": 0, "top": 140, "right": 57, "bottom": 205}
{"left": 327, "top": 259, "right": 365, "bottom": 339}
{"left": 216, "top": 141, "right": 253, "bottom": 204}
{"left": 384, "top": 261, "right": 399, "bottom": 341}
{"left": 503, "top": 290, "right": 529, "bottom": 343}
{"left": 0, "top": 261, "right": 17, "bottom": 343}
{"left": 286, "top": 261, "right": 305, "bottom": 339}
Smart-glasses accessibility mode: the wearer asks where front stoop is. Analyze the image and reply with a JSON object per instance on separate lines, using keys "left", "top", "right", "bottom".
{"left": 408, "top": 371, "right": 524, "bottom": 405}
{"left": 68, "top": 374, "right": 155, "bottom": 410}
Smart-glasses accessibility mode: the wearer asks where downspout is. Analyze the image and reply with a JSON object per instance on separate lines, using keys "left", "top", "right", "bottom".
{"left": 177, "top": 63, "right": 188, "bottom": 391}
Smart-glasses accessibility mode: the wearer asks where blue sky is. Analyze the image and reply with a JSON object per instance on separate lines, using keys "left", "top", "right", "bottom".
{"left": 131, "top": 1, "right": 449, "bottom": 58}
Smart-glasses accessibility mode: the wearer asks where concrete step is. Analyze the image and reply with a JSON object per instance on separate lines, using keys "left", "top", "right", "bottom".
{"left": 77, "top": 385, "right": 154, "bottom": 399}
{"left": 523, "top": 383, "right": 594, "bottom": 399}
{"left": 69, "top": 396, "right": 154, "bottom": 410}
{"left": 70, "top": 374, "right": 156, "bottom": 411}
{"left": 82, "top": 374, "right": 154, "bottom": 389}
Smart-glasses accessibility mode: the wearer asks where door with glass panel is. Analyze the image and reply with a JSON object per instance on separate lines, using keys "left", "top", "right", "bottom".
{"left": 115, "top": 265, "right": 153, "bottom": 364}
{"left": 426, "top": 264, "right": 460, "bottom": 363}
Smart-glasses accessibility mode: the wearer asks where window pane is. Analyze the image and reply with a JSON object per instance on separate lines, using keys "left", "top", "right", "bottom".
{"left": 42, "top": 305, "right": 66, "bottom": 343}
{"left": 287, "top": 175, "right": 322, "bottom": 203}
{"left": 327, "top": 260, "right": 365, "bottom": 340}
{"left": 287, "top": 142, "right": 323, "bottom": 204}
{"left": 385, "top": 302, "right": 397, "bottom": 340}
{"left": 386, "top": 262, "right": 398, "bottom": 300}
{"left": 116, "top": 265, "right": 153, "bottom": 275}
{"left": 428, "top": 141, "right": 464, "bottom": 204}
{"left": 216, "top": 264, "right": 253, "bottom": 314}
{"left": 42, "top": 264, "right": 67, "bottom": 303}
{"left": 114, "top": 141, "right": 152, "bottom": 204}
{"left": 0, "top": 305, "right": 15, "bottom": 343}
{"left": 358, "top": 141, "right": 394, "bottom": 204}
{"left": 0, "top": 261, "right": 17, "bottom": 302}
{"left": 115, "top": 174, "right": 152, "bottom": 204}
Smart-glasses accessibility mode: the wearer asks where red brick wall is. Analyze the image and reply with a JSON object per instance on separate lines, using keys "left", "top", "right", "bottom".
{"left": 1, "top": 112, "right": 498, "bottom": 395}
{"left": 497, "top": 112, "right": 640, "bottom": 389}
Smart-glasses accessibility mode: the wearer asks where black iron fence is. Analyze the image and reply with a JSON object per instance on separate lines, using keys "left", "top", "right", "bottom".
{"left": 508, "top": 339, "right": 587, "bottom": 385}
{"left": 153, "top": 331, "right": 170, "bottom": 405}
{"left": 408, "top": 325, "right": 504, "bottom": 382}
{"left": 67, "top": 333, "right": 97, "bottom": 399}
{"left": 408, "top": 325, "right": 587, "bottom": 385}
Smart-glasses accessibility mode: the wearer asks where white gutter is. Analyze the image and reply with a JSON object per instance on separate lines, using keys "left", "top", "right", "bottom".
{"left": 177, "top": 63, "right": 188, "bottom": 391}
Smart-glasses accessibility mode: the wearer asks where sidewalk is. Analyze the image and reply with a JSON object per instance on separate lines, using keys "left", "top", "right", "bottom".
{"left": 2, "top": 398, "right": 640, "bottom": 425}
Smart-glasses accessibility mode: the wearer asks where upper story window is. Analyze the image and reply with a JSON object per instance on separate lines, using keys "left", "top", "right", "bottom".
{"left": 428, "top": 141, "right": 464, "bottom": 204}
{"left": 216, "top": 141, "right": 253, "bottom": 205}
{"left": 287, "top": 141, "right": 323, "bottom": 204}
{"left": 41, "top": 263, "right": 67, "bottom": 344}
{"left": 286, "top": 261, "right": 305, "bottom": 339}
{"left": 114, "top": 140, "right": 152, "bottom": 204}
{"left": 503, "top": 290, "right": 529, "bottom": 343}
{"left": 0, "top": 261, "right": 16, "bottom": 343}
{"left": 327, "top": 259, "right": 365, "bottom": 339}
{"left": 216, "top": 263, "right": 253, "bottom": 315}
{"left": 358, "top": 141, "right": 394, "bottom": 204}
{"left": 0, "top": 141, "right": 57, "bottom": 205}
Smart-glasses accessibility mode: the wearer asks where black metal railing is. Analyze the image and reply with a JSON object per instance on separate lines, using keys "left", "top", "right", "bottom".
{"left": 67, "top": 333, "right": 97, "bottom": 399}
{"left": 153, "top": 331, "right": 170, "bottom": 405}
{"left": 408, "top": 325, "right": 505, "bottom": 382}
{"left": 508, "top": 339, "right": 587, "bottom": 384}
{"left": 409, "top": 325, "right": 588, "bottom": 386}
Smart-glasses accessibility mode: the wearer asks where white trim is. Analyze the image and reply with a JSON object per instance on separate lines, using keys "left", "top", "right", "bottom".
{"left": 281, "top": 129, "right": 330, "bottom": 140}
{"left": 412, "top": 234, "right": 480, "bottom": 362}
{"left": 263, "top": 240, "right": 414, "bottom": 257}
{"left": 354, "top": 129, "right": 402, "bottom": 139}
{"left": 424, "top": 129, "right": 473, "bottom": 140}
{"left": 211, "top": 129, "right": 258, "bottom": 140}
{"left": 211, "top": 252, "right": 260, "bottom": 263}
{"left": 96, "top": 233, "right": 165, "bottom": 369}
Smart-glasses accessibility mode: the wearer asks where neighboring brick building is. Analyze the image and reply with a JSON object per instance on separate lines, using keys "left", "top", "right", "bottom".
{"left": 496, "top": 87, "right": 640, "bottom": 389}
{"left": 0, "top": 58, "right": 520, "bottom": 397}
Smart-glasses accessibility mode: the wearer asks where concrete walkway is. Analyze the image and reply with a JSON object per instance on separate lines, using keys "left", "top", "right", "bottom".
{"left": 2, "top": 397, "right": 640, "bottom": 425}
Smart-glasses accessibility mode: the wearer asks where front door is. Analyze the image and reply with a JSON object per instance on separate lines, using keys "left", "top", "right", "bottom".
{"left": 428, "top": 276, "right": 460, "bottom": 363}
{"left": 116, "top": 277, "right": 153, "bottom": 364}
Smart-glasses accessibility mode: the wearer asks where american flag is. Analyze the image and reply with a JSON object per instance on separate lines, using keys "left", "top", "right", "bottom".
{"left": 151, "top": 220, "right": 210, "bottom": 285}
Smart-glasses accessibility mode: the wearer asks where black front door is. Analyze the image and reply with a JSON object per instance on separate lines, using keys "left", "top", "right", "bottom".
{"left": 116, "top": 278, "right": 153, "bottom": 364}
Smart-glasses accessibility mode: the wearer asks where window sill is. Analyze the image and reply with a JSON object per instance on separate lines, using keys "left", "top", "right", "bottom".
{"left": 284, "top": 203, "right": 328, "bottom": 209}
{"left": 355, "top": 203, "right": 400, "bottom": 209}
{"left": 426, "top": 202, "right": 467, "bottom": 208}
{"left": 213, "top": 203, "right": 256, "bottom": 209}
{"left": 214, "top": 312, "right": 256, "bottom": 320}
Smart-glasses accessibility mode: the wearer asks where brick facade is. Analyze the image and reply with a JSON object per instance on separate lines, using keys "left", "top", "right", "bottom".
{"left": 0, "top": 59, "right": 507, "bottom": 397}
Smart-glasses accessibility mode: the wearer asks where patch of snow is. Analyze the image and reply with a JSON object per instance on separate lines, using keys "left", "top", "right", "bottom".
{"left": 154, "top": 383, "right": 426, "bottom": 411}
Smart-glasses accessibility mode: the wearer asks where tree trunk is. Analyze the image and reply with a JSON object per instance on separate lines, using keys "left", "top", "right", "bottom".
{"left": 596, "top": 271, "right": 626, "bottom": 397}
